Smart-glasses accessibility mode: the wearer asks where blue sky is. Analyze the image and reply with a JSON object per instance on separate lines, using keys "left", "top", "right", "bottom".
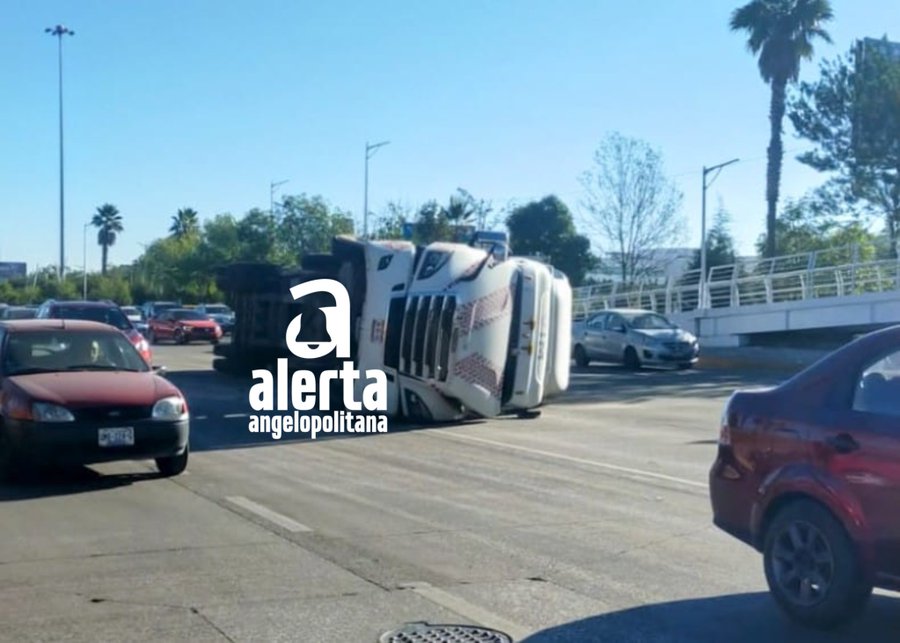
{"left": 1, "top": 0, "right": 897, "bottom": 272}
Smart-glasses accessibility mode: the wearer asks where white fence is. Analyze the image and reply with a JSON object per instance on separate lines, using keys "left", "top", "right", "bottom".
{"left": 572, "top": 247, "right": 900, "bottom": 320}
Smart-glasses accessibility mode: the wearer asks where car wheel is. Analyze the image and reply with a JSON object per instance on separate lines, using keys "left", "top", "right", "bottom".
{"left": 147, "top": 329, "right": 156, "bottom": 345}
{"left": 624, "top": 346, "right": 641, "bottom": 370}
{"left": 573, "top": 344, "right": 589, "bottom": 367}
{"left": 210, "top": 338, "right": 220, "bottom": 345}
{"left": 763, "top": 499, "right": 872, "bottom": 629}
{"left": 174, "top": 329, "right": 186, "bottom": 345}
{"left": 0, "top": 430, "right": 19, "bottom": 483}
{"left": 677, "top": 362, "right": 693, "bottom": 370}
{"left": 156, "top": 445, "right": 189, "bottom": 477}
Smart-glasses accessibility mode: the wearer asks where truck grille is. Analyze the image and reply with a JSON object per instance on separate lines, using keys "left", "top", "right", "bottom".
{"left": 399, "top": 295, "right": 455, "bottom": 381}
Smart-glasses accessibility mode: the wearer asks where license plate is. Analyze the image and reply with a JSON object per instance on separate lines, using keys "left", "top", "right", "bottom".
{"left": 98, "top": 427, "right": 134, "bottom": 447}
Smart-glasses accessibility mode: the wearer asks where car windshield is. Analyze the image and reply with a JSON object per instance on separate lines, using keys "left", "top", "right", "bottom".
{"left": 171, "top": 310, "right": 207, "bottom": 321}
{"left": 627, "top": 313, "right": 675, "bottom": 330}
{"left": 3, "top": 330, "right": 150, "bottom": 375}
{"left": 121, "top": 307, "right": 141, "bottom": 317}
{"left": 53, "top": 306, "right": 133, "bottom": 331}
{"left": 205, "top": 306, "right": 230, "bottom": 315}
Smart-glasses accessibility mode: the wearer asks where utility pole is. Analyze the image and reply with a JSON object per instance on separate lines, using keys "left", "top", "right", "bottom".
{"left": 364, "top": 140, "right": 390, "bottom": 238}
{"left": 701, "top": 158, "right": 739, "bottom": 307}
{"left": 46, "top": 25, "right": 74, "bottom": 280}
{"left": 270, "top": 179, "right": 289, "bottom": 218}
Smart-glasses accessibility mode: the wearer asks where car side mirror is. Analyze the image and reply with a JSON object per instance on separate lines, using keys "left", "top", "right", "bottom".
{"left": 153, "top": 365, "right": 168, "bottom": 377}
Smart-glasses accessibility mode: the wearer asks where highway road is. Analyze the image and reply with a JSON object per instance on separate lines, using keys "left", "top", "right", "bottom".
{"left": 1, "top": 342, "right": 898, "bottom": 642}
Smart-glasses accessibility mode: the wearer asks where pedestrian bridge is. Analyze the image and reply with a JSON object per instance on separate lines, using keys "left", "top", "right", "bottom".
{"left": 572, "top": 248, "right": 900, "bottom": 346}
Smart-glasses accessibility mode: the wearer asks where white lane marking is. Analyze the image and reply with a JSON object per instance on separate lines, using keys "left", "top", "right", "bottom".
{"left": 433, "top": 433, "right": 708, "bottom": 490}
{"left": 404, "top": 582, "right": 531, "bottom": 641}
{"left": 194, "top": 415, "right": 208, "bottom": 420}
{"left": 223, "top": 413, "right": 248, "bottom": 419}
{"left": 225, "top": 496, "right": 313, "bottom": 532}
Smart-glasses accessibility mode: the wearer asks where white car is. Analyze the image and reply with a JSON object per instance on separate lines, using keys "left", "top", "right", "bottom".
{"left": 572, "top": 308, "right": 699, "bottom": 370}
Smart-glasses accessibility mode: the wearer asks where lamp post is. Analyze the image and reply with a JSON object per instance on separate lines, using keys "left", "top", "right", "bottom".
{"left": 700, "top": 158, "right": 739, "bottom": 308}
{"left": 270, "top": 179, "right": 289, "bottom": 217}
{"left": 45, "top": 25, "right": 74, "bottom": 280}
{"left": 82, "top": 222, "right": 90, "bottom": 299}
{"left": 363, "top": 140, "right": 390, "bottom": 239}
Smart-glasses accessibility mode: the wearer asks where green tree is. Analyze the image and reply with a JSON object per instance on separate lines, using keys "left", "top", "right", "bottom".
{"left": 689, "top": 203, "right": 738, "bottom": 271}
{"left": 730, "top": 0, "right": 834, "bottom": 258}
{"left": 506, "top": 196, "right": 596, "bottom": 286}
{"left": 374, "top": 201, "right": 413, "bottom": 240}
{"left": 169, "top": 207, "right": 200, "bottom": 239}
{"left": 276, "top": 194, "right": 354, "bottom": 264}
{"left": 91, "top": 203, "right": 124, "bottom": 275}
{"left": 411, "top": 200, "right": 454, "bottom": 244}
{"left": 755, "top": 196, "right": 878, "bottom": 262}
{"left": 236, "top": 209, "right": 280, "bottom": 263}
{"left": 579, "top": 132, "right": 685, "bottom": 283}
{"left": 789, "top": 45, "right": 900, "bottom": 256}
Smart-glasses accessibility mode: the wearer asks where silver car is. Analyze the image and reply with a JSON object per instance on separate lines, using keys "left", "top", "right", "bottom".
{"left": 572, "top": 308, "right": 699, "bottom": 370}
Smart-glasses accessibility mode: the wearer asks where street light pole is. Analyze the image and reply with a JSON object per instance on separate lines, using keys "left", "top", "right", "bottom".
{"left": 270, "top": 179, "right": 289, "bottom": 217}
{"left": 46, "top": 25, "right": 74, "bottom": 281}
{"left": 364, "top": 140, "right": 390, "bottom": 239}
{"left": 83, "top": 222, "right": 89, "bottom": 299}
{"left": 700, "top": 158, "right": 739, "bottom": 308}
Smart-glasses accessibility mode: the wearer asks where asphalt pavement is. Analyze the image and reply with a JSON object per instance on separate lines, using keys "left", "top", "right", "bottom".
{"left": 1, "top": 342, "right": 899, "bottom": 642}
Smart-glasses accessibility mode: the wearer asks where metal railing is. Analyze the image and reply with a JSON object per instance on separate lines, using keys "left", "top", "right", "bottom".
{"left": 572, "top": 246, "right": 900, "bottom": 319}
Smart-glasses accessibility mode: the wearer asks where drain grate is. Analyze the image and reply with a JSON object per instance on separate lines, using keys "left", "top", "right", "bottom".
{"left": 380, "top": 622, "right": 514, "bottom": 643}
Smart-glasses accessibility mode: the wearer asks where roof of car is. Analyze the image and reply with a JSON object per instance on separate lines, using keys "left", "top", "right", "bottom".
{"left": 46, "top": 300, "right": 117, "bottom": 308}
{"left": 0, "top": 319, "right": 119, "bottom": 333}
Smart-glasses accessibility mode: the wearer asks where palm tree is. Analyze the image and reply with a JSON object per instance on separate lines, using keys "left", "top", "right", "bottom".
{"left": 169, "top": 207, "right": 200, "bottom": 239}
{"left": 91, "top": 203, "right": 124, "bottom": 275}
{"left": 730, "top": 0, "right": 833, "bottom": 257}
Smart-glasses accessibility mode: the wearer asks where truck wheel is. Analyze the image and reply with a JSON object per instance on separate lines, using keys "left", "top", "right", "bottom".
{"left": 573, "top": 345, "right": 589, "bottom": 367}
{"left": 763, "top": 499, "right": 872, "bottom": 629}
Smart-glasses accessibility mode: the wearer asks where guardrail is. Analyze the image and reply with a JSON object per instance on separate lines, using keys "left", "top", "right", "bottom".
{"left": 572, "top": 246, "right": 900, "bottom": 319}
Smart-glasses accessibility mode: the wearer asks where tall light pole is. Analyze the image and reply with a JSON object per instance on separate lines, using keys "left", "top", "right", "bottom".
{"left": 82, "top": 221, "right": 90, "bottom": 299}
{"left": 700, "top": 158, "right": 739, "bottom": 307}
{"left": 46, "top": 25, "right": 74, "bottom": 281}
{"left": 363, "top": 140, "right": 390, "bottom": 238}
{"left": 270, "top": 179, "right": 289, "bottom": 217}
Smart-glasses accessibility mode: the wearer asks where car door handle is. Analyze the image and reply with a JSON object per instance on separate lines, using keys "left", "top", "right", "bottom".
{"left": 825, "top": 433, "right": 860, "bottom": 454}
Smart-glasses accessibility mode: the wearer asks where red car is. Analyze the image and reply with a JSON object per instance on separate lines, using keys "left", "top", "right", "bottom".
{"left": 0, "top": 320, "right": 190, "bottom": 480}
{"left": 147, "top": 309, "right": 222, "bottom": 345}
{"left": 710, "top": 325, "right": 900, "bottom": 629}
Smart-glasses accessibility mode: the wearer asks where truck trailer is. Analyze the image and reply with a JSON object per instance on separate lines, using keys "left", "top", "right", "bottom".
{"left": 213, "top": 233, "right": 571, "bottom": 422}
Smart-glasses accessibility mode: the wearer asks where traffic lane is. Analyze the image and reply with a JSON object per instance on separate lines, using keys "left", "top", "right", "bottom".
{"left": 160, "top": 349, "right": 900, "bottom": 641}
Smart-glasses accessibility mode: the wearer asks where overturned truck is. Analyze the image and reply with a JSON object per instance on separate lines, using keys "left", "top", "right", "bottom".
{"left": 214, "top": 234, "right": 572, "bottom": 422}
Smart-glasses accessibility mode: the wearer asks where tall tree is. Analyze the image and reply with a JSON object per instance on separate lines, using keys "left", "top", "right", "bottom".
{"left": 91, "top": 203, "right": 124, "bottom": 275}
{"left": 579, "top": 132, "right": 685, "bottom": 284}
{"left": 789, "top": 44, "right": 900, "bottom": 256}
{"left": 276, "top": 194, "right": 355, "bottom": 264}
{"left": 506, "top": 196, "right": 596, "bottom": 286}
{"left": 730, "top": 0, "right": 834, "bottom": 257}
{"left": 169, "top": 207, "right": 200, "bottom": 239}
{"left": 689, "top": 202, "right": 738, "bottom": 271}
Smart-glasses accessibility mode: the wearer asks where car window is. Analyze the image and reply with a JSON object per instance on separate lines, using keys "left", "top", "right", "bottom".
{"left": 606, "top": 314, "right": 626, "bottom": 332}
{"left": 3, "top": 330, "right": 149, "bottom": 375}
{"left": 587, "top": 314, "right": 607, "bottom": 329}
{"left": 51, "top": 306, "right": 133, "bottom": 331}
{"left": 853, "top": 348, "right": 900, "bottom": 417}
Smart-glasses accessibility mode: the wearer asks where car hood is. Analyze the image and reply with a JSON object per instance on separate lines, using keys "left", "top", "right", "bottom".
{"left": 177, "top": 319, "right": 217, "bottom": 328}
{"left": 8, "top": 371, "right": 180, "bottom": 407}
{"left": 632, "top": 328, "right": 695, "bottom": 342}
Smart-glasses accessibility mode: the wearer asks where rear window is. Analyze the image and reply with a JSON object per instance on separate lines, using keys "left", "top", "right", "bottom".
{"left": 52, "top": 306, "right": 132, "bottom": 331}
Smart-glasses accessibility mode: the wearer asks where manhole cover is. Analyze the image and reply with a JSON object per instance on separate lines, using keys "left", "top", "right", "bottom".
{"left": 380, "top": 622, "right": 514, "bottom": 643}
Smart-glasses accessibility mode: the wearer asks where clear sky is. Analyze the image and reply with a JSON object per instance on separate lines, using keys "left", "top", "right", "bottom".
{"left": 1, "top": 0, "right": 897, "bottom": 273}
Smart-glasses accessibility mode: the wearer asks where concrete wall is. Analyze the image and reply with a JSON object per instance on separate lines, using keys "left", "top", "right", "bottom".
{"left": 670, "top": 289, "right": 900, "bottom": 347}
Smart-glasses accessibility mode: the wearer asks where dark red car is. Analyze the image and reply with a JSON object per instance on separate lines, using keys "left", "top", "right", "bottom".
{"left": 147, "top": 309, "right": 222, "bottom": 345}
{"left": 0, "top": 320, "right": 190, "bottom": 480}
{"left": 710, "top": 325, "right": 900, "bottom": 628}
